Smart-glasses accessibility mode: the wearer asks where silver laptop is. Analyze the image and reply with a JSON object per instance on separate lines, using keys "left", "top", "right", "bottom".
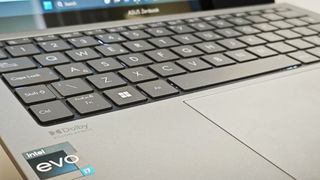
{"left": 1, "top": 0, "right": 320, "bottom": 179}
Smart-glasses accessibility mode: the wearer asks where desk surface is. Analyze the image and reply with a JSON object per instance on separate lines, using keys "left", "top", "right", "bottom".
{"left": 0, "top": 0, "right": 317, "bottom": 179}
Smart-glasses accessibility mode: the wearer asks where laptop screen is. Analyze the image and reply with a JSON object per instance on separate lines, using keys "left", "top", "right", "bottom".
{"left": 0, "top": 0, "right": 273, "bottom": 34}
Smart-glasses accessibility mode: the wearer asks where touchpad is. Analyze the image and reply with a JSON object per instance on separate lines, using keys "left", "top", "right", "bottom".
{"left": 186, "top": 69, "right": 320, "bottom": 180}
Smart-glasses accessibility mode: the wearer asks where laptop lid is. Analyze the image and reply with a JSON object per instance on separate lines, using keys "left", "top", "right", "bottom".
{"left": 0, "top": 0, "right": 274, "bottom": 34}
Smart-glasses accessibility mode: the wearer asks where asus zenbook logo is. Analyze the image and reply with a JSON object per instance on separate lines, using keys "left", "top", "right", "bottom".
{"left": 48, "top": 124, "right": 89, "bottom": 136}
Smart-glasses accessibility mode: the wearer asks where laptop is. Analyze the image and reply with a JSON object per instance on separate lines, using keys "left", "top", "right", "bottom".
{"left": 1, "top": 0, "right": 320, "bottom": 179}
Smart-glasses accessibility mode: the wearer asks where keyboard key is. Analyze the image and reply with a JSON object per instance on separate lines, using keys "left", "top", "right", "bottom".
{"left": 210, "top": 20, "right": 233, "bottom": 28}
{"left": 186, "top": 19, "right": 202, "bottom": 24}
{"left": 87, "top": 58, "right": 124, "bottom": 73}
{"left": 171, "top": 45, "right": 203, "bottom": 58}
{"left": 4, "top": 68, "right": 59, "bottom": 87}
{"left": 194, "top": 31, "right": 222, "bottom": 41}
{"left": 275, "top": 29, "right": 301, "bottom": 39}
{"left": 123, "top": 40, "right": 155, "bottom": 52}
{"left": 202, "top": 16, "right": 217, "bottom": 21}
{"left": 149, "top": 62, "right": 186, "bottom": 77}
{"left": 30, "top": 100, "right": 73, "bottom": 123}
{"left": 286, "top": 19, "right": 308, "bottom": 26}
{"left": 257, "top": 32, "right": 284, "bottom": 42}
{"left": 172, "top": 34, "right": 201, "bottom": 45}
{"left": 168, "top": 25, "right": 195, "bottom": 34}
{"left": 167, "top": 19, "right": 185, "bottom": 25}
{"left": 87, "top": 72, "right": 126, "bottom": 90}
{"left": 67, "top": 93, "right": 112, "bottom": 115}
{"left": 195, "top": 42, "right": 226, "bottom": 54}
{"left": 262, "top": 13, "right": 284, "bottom": 21}
{"left": 0, "top": 49, "right": 7, "bottom": 59}
{"left": 39, "top": 40, "right": 71, "bottom": 52}
{"left": 145, "top": 27, "right": 174, "bottom": 37}
{"left": 60, "top": 32, "right": 83, "bottom": 39}
{"left": 147, "top": 22, "right": 166, "bottom": 28}
{"left": 6, "top": 38, "right": 32, "bottom": 45}
{"left": 246, "top": 16, "right": 268, "bottom": 23}
{"left": 235, "top": 26, "right": 261, "bottom": 35}
{"left": 238, "top": 35, "right": 266, "bottom": 46}
{"left": 300, "top": 16, "right": 320, "bottom": 24}
{"left": 218, "top": 39, "right": 247, "bottom": 50}
{"left": 270, "top": 21, "right": 294, "bottom": 29}
{"left": 16, "top": 85, "right": 56, "bottom": 104}
{"left": 137, "top": 80, "right": 179, "bottom": 98}
{"left": 119, "top": 67, "right": 158, "bottom": 83}
{"left": 121, "top": 30, "right": 151, "bottom": 40}
{"left": 96, "top": 33, "right": 126, "bottom": 44}
{"left": 148, "top": 37, "right": 179, "bottom": 48}
{"left": 247, "top": 46, "right": 278, "bottom": 58}
{"left": 176, "top": 58, "right": 212, "bottom": 72}
{"left": 106, "top": 26, "right": 127, "bottom": 33}
{"left": 202, "top": 54, "right": 236, "bottom": 67}
{"left": 292, "top": 27, "right": 317, "bottom": 36}
{"left": 128, "top": 24, "right": 147, "bottom": 30}
{"left": 68, "top": 36, "right": 100, "bottom": 48}
{"left": 307, "top": 47, "right": 320, "bottom": 58}
{"left": 117, "top": 53, "right": 153, "bottom": 67}
{"left": 228, "top": 18, "right": 251, "bottom": 26}
{"left": 254, "top": 23, "right": 278, "bottom": 32}
{"left": 285, "top": 39, "right": 314, "bottom": 50}
{"left": 34, "top": 35, "right": 59, "bottom": 42}
{"left": 267, "top": 42, "right": 297, "bottom": 53}
{"left": 303, "top": 36, "right": 320, "bottom": 46}
{"left": 234, "top": 12, "right": 247, "bottom": 17}
{"left": 308, "top": 24, "right": 320, "bottom": 32}
{"left": 52, "top": 78, "right": 93, "bottom": 97}
{"left": 104, "top": 86, "right": 147, "bottom": 106}
{"left": 83, "top": 29, "right": 105, "bottom": 36}
{"left": 96, "top": 44, "right": 128, "bottom": 57}
{"left": 145, "top": 49, "right": 179, "bottom": 62}
{"left": 189, "top": 22, "right": 215, "bottom": 31}
{"left": 6, "top": 44, "right": 40, "bottom": 57}
{"left": 219, "top": 14, "right": 233, "bottom": 19}
{"left": 225, "top": 50, "right": 257, "bottom": 62}
{"left": 289, "top": 51, "right": 320, "bottom": 64}
{"left": 66, "top": 48, "right": 100, "bottom": 61}
{"left": 34, "top": 52, "right": 70, "bottom": 67}
{"left": 55, "top": 63, "right": 93, "bottom": 79}
{"left": 215, "top": 28, "right": 242, "bottom": 38}
{"left": 0, "top": 57, "right": 36, "bottom": 73}
{"left": 169, "top": 55, "right": 300, "bottom": 91}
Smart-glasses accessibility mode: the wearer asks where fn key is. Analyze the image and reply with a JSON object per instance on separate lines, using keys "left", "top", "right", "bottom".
{"left": 30, "top": 101, "right": 73, "bottom": 123}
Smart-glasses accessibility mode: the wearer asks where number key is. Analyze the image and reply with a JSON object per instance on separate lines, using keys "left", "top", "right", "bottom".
{"left": 68, "top": 36, "right": 100, "bottom": 48}
{"left": 6, "top": 44, "right": 41, "bottom": 57}
{"left": 39, "top": 40, "right": 71, "bottom": 52}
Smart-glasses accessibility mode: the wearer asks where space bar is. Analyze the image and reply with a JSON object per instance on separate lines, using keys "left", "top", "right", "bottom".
{"left": 168, "top": 55, "right": 301, "bottom": 91}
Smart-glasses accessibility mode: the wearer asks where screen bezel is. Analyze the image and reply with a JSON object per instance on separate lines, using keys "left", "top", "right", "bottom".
{"left": 0, "top": 0, "right": 274, "bottom": 34}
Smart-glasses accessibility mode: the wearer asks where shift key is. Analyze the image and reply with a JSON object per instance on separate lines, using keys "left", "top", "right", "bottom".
{"left": 3, "top": 68, "right": 59, "bottom": 87}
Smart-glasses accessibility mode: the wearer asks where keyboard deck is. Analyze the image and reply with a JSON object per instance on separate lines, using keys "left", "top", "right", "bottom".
{"left": 1, "top": 5, "right": 320, "bottom": 125}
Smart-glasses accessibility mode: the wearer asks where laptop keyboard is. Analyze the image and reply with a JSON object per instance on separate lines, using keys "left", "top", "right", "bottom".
{"left": 1, "top": 6, "right": 320, "bottom": 125}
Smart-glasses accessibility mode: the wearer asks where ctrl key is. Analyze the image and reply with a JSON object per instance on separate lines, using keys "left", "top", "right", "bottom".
{"left": 30, "top": 101, "right": 74, "bottom": 123}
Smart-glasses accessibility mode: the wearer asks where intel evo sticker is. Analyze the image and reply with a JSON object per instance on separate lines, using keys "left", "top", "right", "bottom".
{"left": 22, "top": 142, "right": 95, "bottom": 180}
